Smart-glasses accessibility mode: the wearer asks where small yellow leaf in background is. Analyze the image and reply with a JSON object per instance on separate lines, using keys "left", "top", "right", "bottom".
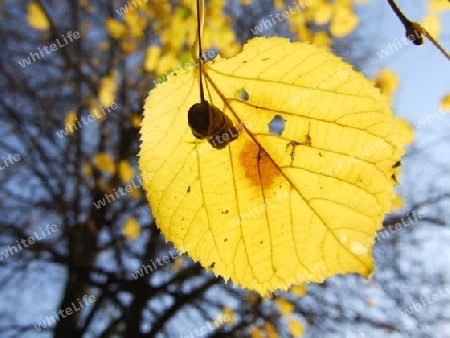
{"left": 130, "top": 113, "right": 142, "bottom": 128}
{"left": 145, "top": 45, "right": 161, "bottom": 72}
{"left": 440, "top": 93, "right": 450, "bottom": 111}
{"left": 83, "top": 163, "right": 93, "bottom": 178}
{"left": 290, "top": 284, "right": 308, "bottom": 297}
{"left": 106, "top": 18, "right": 126, "bottom": 39}
{"left": 99, "top": 76, "right": 117, "bottom": 107}
{"left": 330, "top": 6, "right": 359, "bottom": 38}
{"left": 89, "top": 98, "right": 107, "bottom": 121}
{"left": 94, "top": 153, "right": 115, "bottom": 175}
{"left": 118, "top": 160, "right": 134, "bottom": 182}
{"left": 139, "top": 37, "right": 406, "bottom": 294}
{"left": 288, "top": 318, "right": 305, "bottom": 337}
{"left": 312, "top": 31, "right": 332, "bottom": 48}
{"left": 123, "top": 217, "right": 140, "bottom": 240}
{"left": 390, "top": 192, "right": 404, "bottom": 211}
{"left": 129, "top": 188, "right": 142, "bottom": 199}
{"left": 313, "top": 4, "right": 333, "bottom": 25}
{"left": 373, "top": 68, "right": 399, "bottom": 103}
{"left": 251, "top": 327, "right": 263, "bottom": 338}
{"left": 275, "top": 297, "right": 294, "bottom": 314}
{"left": 64, "top": 111, "right": 77, "bottom": 136}
{"left": 421, "top": 14, "right": 441, "bottom": 39}
{"left": 222, "top": 307, "right": 235, "bottom": 324}
{"left": 28, "top": 3, "right": 49, "bottom": 30}
{"left": 263, "top": 322, "right": 278, "bottom": 338}
{"left": 429, "top": 0, "right": 450, "bottom": 12}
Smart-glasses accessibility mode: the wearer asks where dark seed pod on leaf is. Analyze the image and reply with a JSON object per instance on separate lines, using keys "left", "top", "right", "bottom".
{"left": 188, "top": 100, "right": 239, "bottom": 149}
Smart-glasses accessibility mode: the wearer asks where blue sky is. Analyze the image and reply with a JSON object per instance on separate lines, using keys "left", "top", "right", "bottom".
{"left": 366, "top": 0, "right": 450, "bottom": 123}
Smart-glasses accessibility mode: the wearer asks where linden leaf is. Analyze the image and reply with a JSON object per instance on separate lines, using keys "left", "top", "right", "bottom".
{"left": 139, "top": 37, "right": 405, "bottom": 294}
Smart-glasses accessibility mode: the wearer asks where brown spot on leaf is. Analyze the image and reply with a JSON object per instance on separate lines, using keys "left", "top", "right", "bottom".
{"left": 239, "top": 141, "right": 281, "bottom": 189}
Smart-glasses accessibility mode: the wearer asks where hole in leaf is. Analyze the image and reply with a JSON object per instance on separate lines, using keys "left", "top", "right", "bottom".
{"left": 268, "top": 115, "right": 286, "bottom": 136}
{"left": 234, "top": 88, "right": 249, "bottom": 101}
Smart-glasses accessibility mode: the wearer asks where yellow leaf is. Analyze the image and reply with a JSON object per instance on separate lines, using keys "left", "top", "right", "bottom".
{"left": 89, "top": 98, "right": 107, "bottom": 121}
{"left": 139, "top": 37, "right": 406, "bottom": 294}
{"left": 390, "top": 191, "right": 404, "bottom": 211}
{"left": 145, "top": 45, "right": 161, "bottom": 72}
{"left": 99, "top": 76, "right": 117, "bottom": 107}
{"left": 251, "top": 327, "right": 263, "bottom": 338}
{"left": 312, "top": 31, "right": 332, "bottom": 48}
{"left": 28, "top": 3, "right": 49, "bottom": 30}
{"left": 83, "top": 163, "right": 93, "bottom": 178}
{"left": 429, "top": 0, "right": 450, "bottom": 12}
{"left": 314, "top": 4, "right": 333, "bottom": 25}
{"left": 118, "top": 160, "right": 134, "bottom": 182}
{"left": 94, "top": 153, "right": 115, "bottom": 175}
{"left": 106, "top": 18, "right": 126, "bottom": 39}
{"left": 129, "top": 188, "right": 142, "bottom": 199}
{"left": 288, "top": 318, "right": 305, "bottom": 337}
{"left": 421, "top": 15, "right": 441, "bottom": 39}
{"left": 330, "top": 6, "right": 359, "bottom": 38}
{"left": 130, "top": 113, "right": 142, "bottom": 128}
{"left": 64, "top": 111, "right": 77, "bottom": 136}
{"left": 373, "top": 68, "right": 399, "bottom": 103}
{"left": 222, "top": 307, "right": 235, "bottom": 325}
{"left": 264, "top": 322, "right": 278, "bottom": 338}
{"left": 440, "top": 93, "right": 450, "bottom": 111}
{"left": 123, "top": 217, "right": 140, "bottom": 239}
{"left": 290, "top": 284, "right": 307, "bottom": 297}
{"left": 275, "top": 297, "right": 294, "bottom": 314}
